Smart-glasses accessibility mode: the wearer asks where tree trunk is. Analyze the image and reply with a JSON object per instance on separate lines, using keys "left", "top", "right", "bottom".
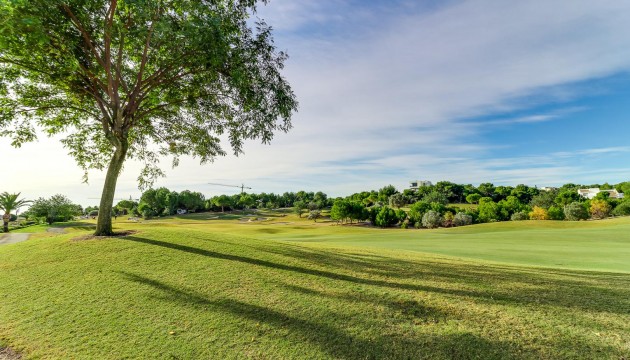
{"left": 95, "top": 143, "right": 128, "bottom": 236}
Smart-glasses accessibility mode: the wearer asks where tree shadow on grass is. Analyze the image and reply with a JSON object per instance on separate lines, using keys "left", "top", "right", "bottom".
{"left": 118, "top": 271, "right": 526, "bottom": 359}
{"left": 122, "top": 235, "right": 630, "bottom": 317}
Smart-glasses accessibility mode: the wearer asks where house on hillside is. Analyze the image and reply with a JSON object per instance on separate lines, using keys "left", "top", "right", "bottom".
{"left": 409, "top": 180, "right": 432, "bottom": 191}
{"left": 540, "top": 186, "right": 558, "bottom": 192}
{"left": 577, "top": 188, "right": 624, "bottom": 199}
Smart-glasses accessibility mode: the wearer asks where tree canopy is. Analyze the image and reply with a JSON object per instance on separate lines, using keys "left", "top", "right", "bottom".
{"left": 0, "top": 0, "right": 297, "bottom": 235}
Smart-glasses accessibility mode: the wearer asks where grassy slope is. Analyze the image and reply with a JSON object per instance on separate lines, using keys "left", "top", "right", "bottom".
{"left": 168, "top": 213, "right": 630, "bottom": 273}
{"left": 0, "top": 216, "right": 629, "bottom": 359}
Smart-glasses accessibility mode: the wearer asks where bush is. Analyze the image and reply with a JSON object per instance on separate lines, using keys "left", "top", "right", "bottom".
{"left": 510, "top": 211, "right": 529, "bottom": 221}
{"left": 401, "top": 219, "right": 409, "bottom": 229}
{"left": 589, "top": 199, "right": 611, "bottom": 219}
{"left": 564, "top": 202, "right": 588, "bottom": 221}
{"left": 374, "top": 206, "right": 398, "bottom": 228}
{"left": 442, "top": 211, "right": 454, "bottom": 227}
{"left": 612, "top": 201, "right": 630, "bottom": 216}
{"left": 395, "top": 209, "right": 407, "bottom": 223}
{"left": 414, "top": 221, "right": 421, "bottom": 229}
{"left": 408, "top": 201, "right": 431, "bottom": 224}
{"left": 548, "top": 206, "right": 565, "bottom": 220}
{"left": 308, "top": 210, "right": 321, "bottom": 222}
{"left": 453, "top": 212, "right": 473, "bottom": 226}
{"left": 422, "top": 210, "right": 443, "bottom": 229}
{"left": 529, "top": 206, "right": 549, "bottom": 220}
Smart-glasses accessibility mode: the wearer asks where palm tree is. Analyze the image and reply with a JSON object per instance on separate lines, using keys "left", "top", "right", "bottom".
{"left": 0, "top": 192, "right": 31, "bottom": 233}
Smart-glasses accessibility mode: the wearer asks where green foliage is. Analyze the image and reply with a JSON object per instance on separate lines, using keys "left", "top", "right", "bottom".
{"left": 0, "top": 0, "right": 297, "bottom": 235}
{"left": 395, "top": 209, "right": 407, "bottom": 223}
{"left": 453, "top": 212, "right": 473, "bottom": 226}
{"left": 408, "top": 201, "right": 431, "bottom": 224}
{"left": 0, "top": 192, "right": 31, "bottom": 232}
{"left": 510, "top": 211, "right": 529, "bottom": 221}
{"left": 26, "top": 195, "right": 81, "bottom": 225}
{"left": 477, "top": 183, "right": 495, "bottom": 198}
{"left": 477, "top": 199, "right": 507, "bottom": 223}
{"left": 530, "top": 189, "right": 558, "bottom": 209}
{"left": 307, "top": 210, "right": 321, "bottom": 222}
{"left": 421, "top": 210, "right": 443, "bottom": 229}
{"left": 178, "top": 191, "right": 205, "bottom": 212}
{"left": 555, "top": 191, "right": 582, "bottom": 206}
{"left": 434, "top": 181, "right": 464, "bottom": 203}
{"left": 466, "top": 193, "right": 481, "bottom": 204}
{"left": 330, "top": 200, "right": 367, "bottom": 224}
{"left": 510, "top": 184, "right": 539, "bottom": 204}
{"left": 421, "top": 191, "right": 448, "bottom": 205}
{"left": 374, "top": 206, "right": 398, "bottom": 228}
{"left": 293, "top": 200, "right": 306, "bottom": 218}
{"left": 377, "top": 185, "right": 398, "bottom": 202}
{"left": 388, "top": 193, "right": 407, "bottom": 208}
{"left": 548, "top": 206, "right": 565, "bottom": 220}
{"left": 612, "top": 201, "right": 630, "bottom": 216}
{"left": 564, "top": 202, "right": 589, "bottom": 221}
{"left": 497, "top": 196, "right": 527, "bottom": 217}
{"left": 213, "top": 195, "right": 233, "bottom": 213}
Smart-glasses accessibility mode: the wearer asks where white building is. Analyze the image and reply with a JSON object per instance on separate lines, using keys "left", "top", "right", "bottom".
{"left": 577, "top": 188, "right": 624, "bottom": 199}
{"left": 409, "top": 180, "right": 432, "bottom": 191}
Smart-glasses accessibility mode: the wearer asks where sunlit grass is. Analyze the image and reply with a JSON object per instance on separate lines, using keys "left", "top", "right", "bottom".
{"left": 0, "top": 214, "right": 629, "bottom": 359}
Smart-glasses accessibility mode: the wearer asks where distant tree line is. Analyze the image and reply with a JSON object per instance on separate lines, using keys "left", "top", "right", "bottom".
{"left": 14, "top": 180, "right": 630, "bottom": 227}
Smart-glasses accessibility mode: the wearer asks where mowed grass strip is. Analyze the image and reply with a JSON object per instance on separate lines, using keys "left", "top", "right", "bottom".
{"left": 0, "top": 219, "right": 629, "bottom": 359}
{"left": 180, "top": 214, "right": 630, "bottom": 273}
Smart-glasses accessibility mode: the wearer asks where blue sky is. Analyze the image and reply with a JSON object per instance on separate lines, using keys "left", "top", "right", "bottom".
{"left": 3, "top": 0, "right": 630, "bottom": 205}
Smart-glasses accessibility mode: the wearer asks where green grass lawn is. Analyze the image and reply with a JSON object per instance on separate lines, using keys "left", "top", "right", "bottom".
{"left": 1, "top": 214, "right": 629, "bottom": 359}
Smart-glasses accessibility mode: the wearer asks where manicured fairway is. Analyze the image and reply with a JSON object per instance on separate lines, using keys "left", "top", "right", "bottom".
{"left": 268, "top": 218, "right": 630, "bottom": 273}
{"left": 167, "top": 212, "right": 630, "bottom": 273}
{"left": 0, "top": 215, "right": 629, "bottom": 359}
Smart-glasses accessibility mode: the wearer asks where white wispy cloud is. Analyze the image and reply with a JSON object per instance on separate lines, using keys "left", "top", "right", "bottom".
{"left": 3, "top": 0, "right": 630, "bottom": 205}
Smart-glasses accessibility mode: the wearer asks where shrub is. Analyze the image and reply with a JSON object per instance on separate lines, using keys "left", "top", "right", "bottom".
{"left": 401, "top": 219, "right": 410, "bottom": 229}
{"left": 422, "top": 210, "right": 443, "bottom": 229}
{"left": 408, "top": 201, "right": 431, "bottom": 224}
{"left": 414, "top": 221, "right": 421, "bottom": 229}
{"left": 510, "top": 211, "right": 529, "bottom": 221}
{"left": 589, "top": 199, "right": 611, "bottom": 219}
{"left": 374, "top": 206, "right": 398, "bottom": 228}
{"left": 453, "top": 212, "right": 473, "bottom": 226}
{"left": 612, "top": 201, "right": 630, "bottom": 216}
{"left": 443, "top": 211, "right": 454, "bottom": 227}
{"left": 478, "top": 200, "right": 501, "bottom": 222}
{"left": 308, "top": 210, "right": 321, "bottom": 222}
{"left": 564, "top": 202, "right": 588, "bottom": 221}
{"left": 529, "top": 206, "right": 549, "bottom": 220}
{"left": 548, "top": 206, "right": 565, "bottom": 220}
{"left": 395, "top": 209, "right": 407, "bottom": 223}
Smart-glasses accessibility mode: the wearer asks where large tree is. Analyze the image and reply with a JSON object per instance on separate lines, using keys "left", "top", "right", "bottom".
{"left": 0, "top": 0, "right": 297, "bottom": 235}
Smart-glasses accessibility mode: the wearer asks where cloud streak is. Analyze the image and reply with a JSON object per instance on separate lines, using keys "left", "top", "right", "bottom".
{"left": 3, "top": 0, "right": 630, "bottom": 205}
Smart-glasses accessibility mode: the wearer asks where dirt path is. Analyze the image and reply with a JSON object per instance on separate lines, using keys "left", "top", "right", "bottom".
{"left": 0, "top": 232, "right": 30, "bottom": 246}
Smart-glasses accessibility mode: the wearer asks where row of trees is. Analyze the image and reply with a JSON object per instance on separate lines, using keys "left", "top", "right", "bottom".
{"left": 330, "top": 181, "right": 630, "bottom": 228}
{"left": 22, "top": 195, "right": 83, "bottom": 225}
